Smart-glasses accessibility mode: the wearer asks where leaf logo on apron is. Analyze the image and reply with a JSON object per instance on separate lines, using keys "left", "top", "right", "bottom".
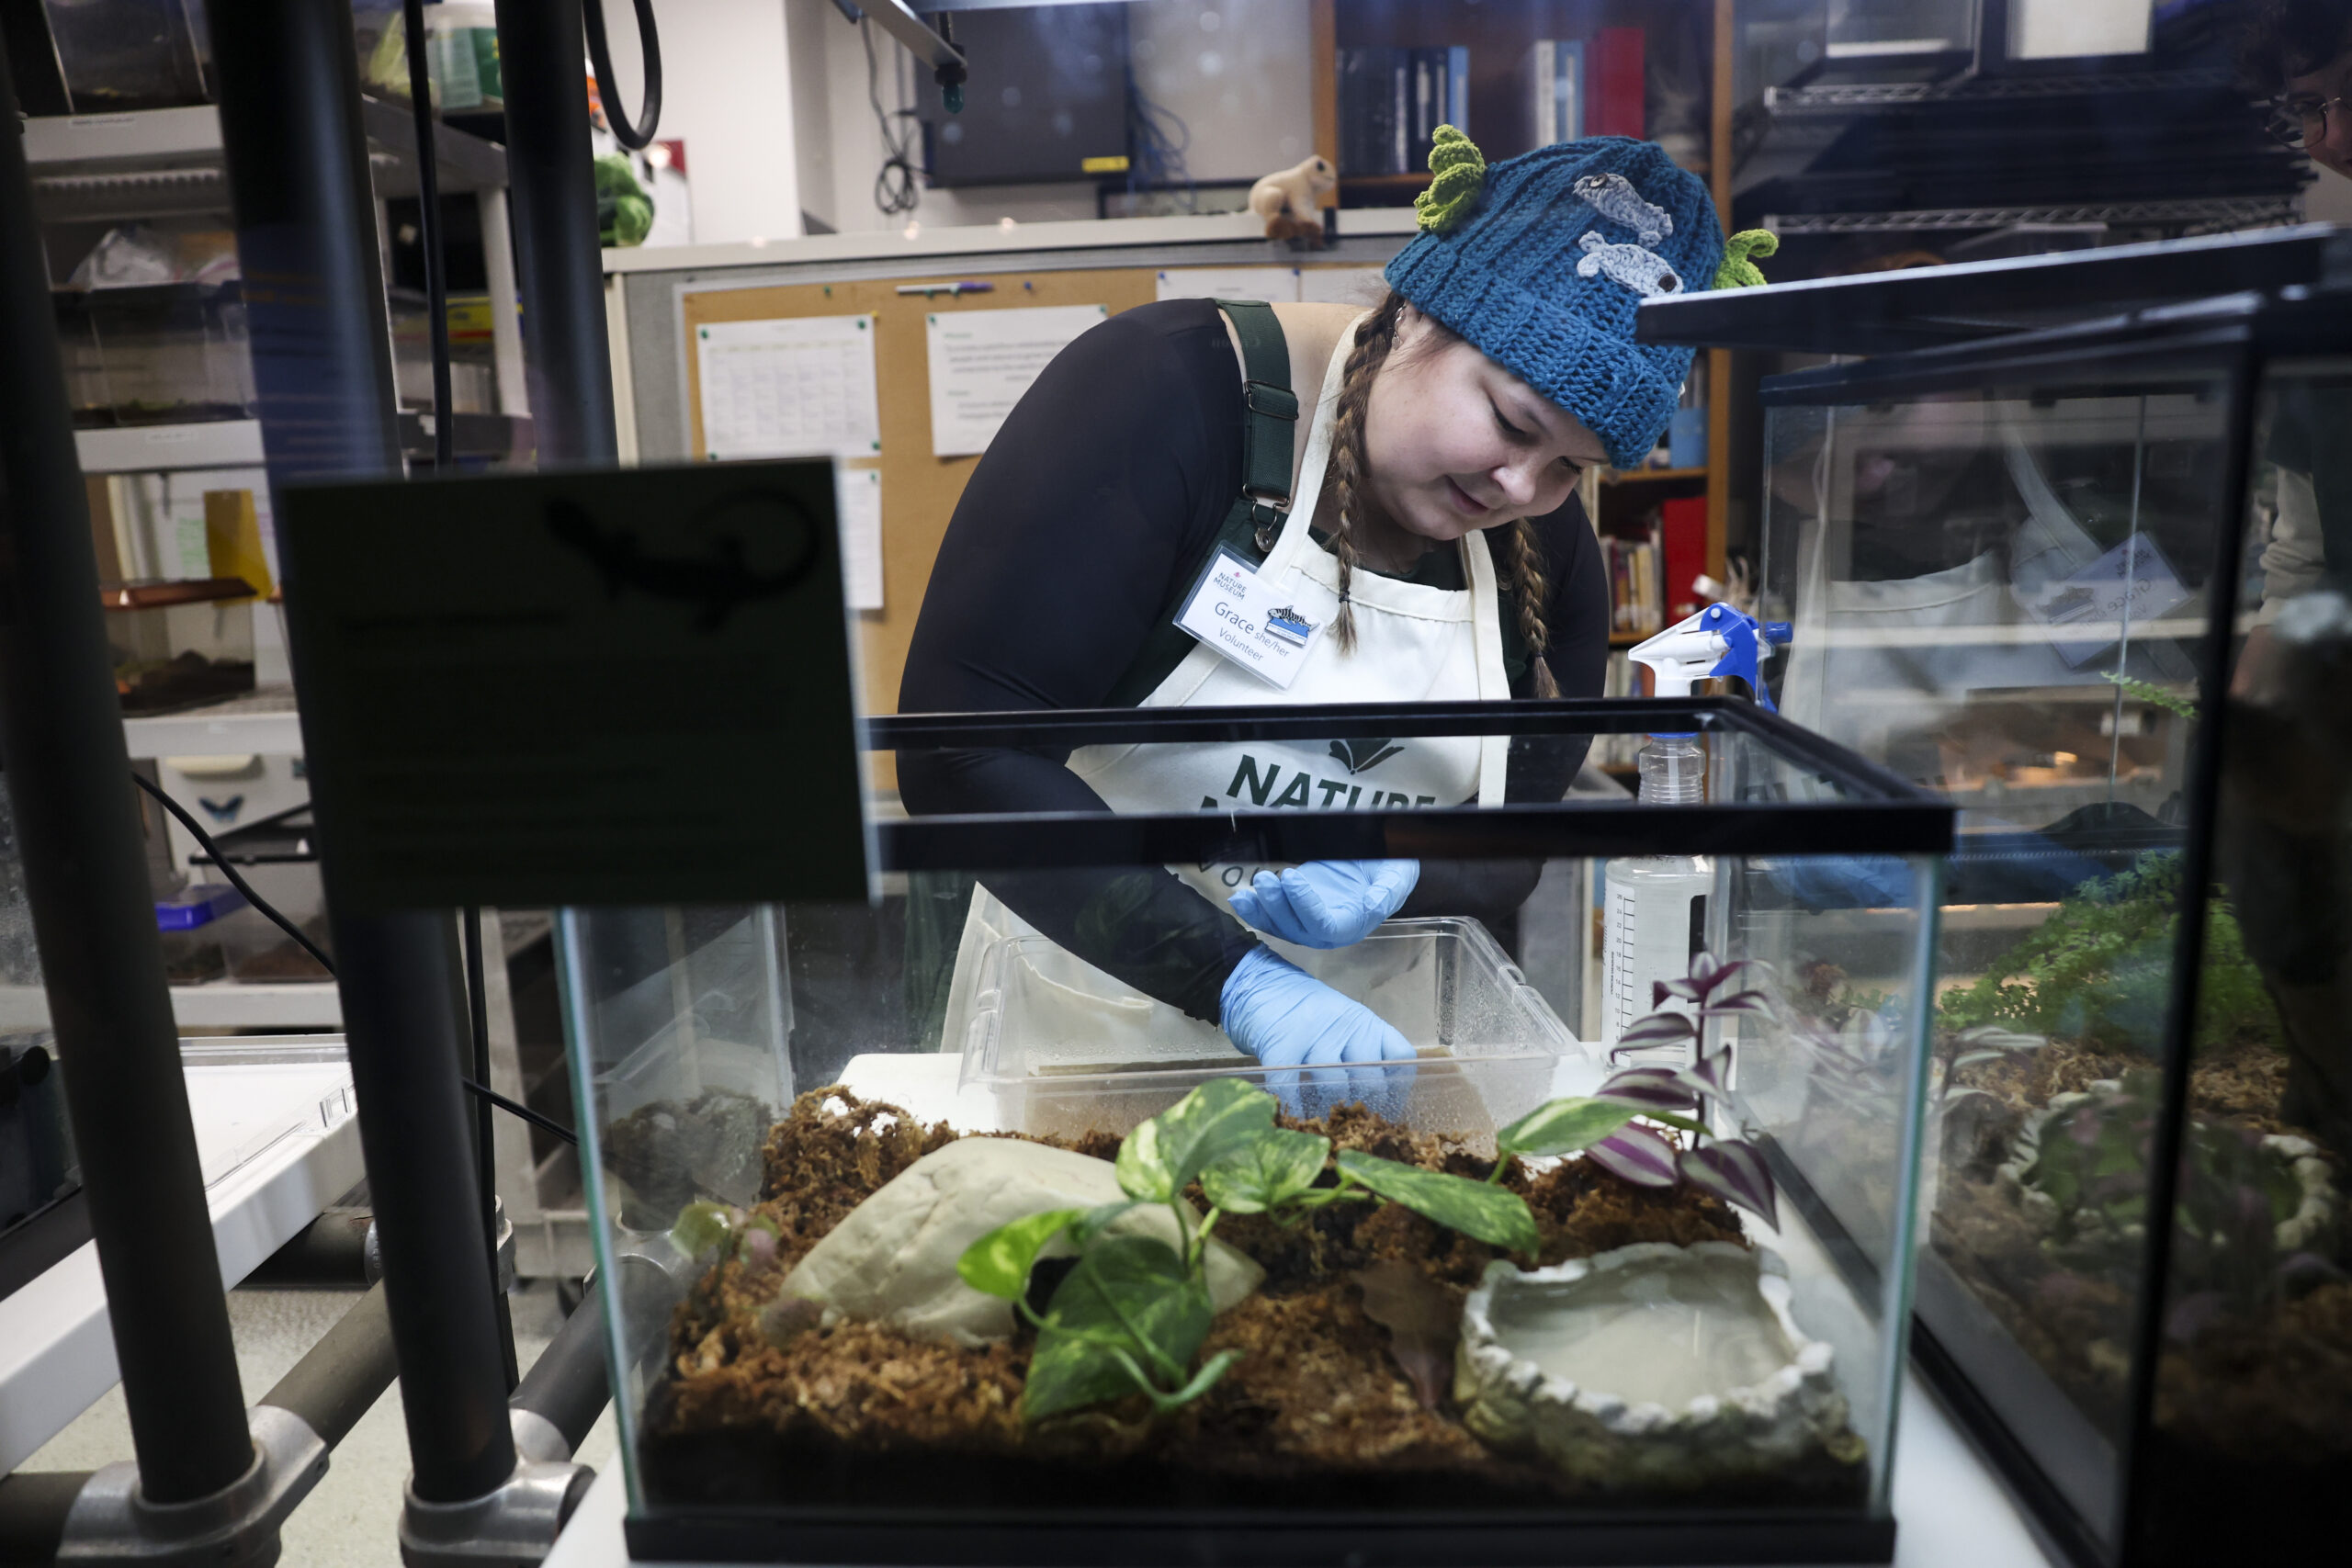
{"left": 1329, "top": 738, "right": 1405, "bottom": 774}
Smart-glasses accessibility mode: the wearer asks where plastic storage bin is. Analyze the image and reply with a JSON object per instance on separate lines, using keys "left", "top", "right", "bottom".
{"left": 54, "top": 283, "right": 254, "bottom": 428}
{"left": 154, "top": 882, "right": 245, "bottom": 984}
{"left": 958, "top": 919, "right": 1580, "bottom": 1140}
{"left": 101, "top": 577, "right": 255, "bottom": 715}
{"left": 554, "top": 699, "right": 1953, "bottom": 1564}
{"left": 1644, "top": 231, "right": 2352, "bottom": 1567}
{"left": 40, "top": 0, "right": 209, "bottom": 112}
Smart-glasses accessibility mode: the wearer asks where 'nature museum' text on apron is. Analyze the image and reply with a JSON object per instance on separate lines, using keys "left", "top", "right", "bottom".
{"left": 937, "top": 310, "right": 1511, "bottom": 1055}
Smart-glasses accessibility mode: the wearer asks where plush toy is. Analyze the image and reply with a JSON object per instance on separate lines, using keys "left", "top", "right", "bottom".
{"left": 1250, "top": 155, "right": 1337, "bottom": 244}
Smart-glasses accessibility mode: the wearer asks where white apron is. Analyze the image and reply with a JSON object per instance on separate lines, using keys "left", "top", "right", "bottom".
{"left": 937, "top": 313, "right": 1512, "bottom": 1058}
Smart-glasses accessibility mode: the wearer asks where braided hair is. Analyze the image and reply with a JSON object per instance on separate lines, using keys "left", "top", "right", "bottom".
{"left": 1326, "top": 290, "right": 1558, "bottom": 694}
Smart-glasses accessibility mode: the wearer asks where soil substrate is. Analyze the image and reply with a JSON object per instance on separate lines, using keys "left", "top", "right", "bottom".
{"left": 638, "top": 1088, "right": 1872, "bottom": 1512}
{"left": 1929, "top": 1032, "right": 2352, "bottom": 1463}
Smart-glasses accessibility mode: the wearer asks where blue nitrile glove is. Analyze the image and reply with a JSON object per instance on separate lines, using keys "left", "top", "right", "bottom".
{"left": 1227, "top": 859, "right": 1419, "bottom": 949}
{"left": 1221, "top": 945, "right": 1415, "bottom": 1117}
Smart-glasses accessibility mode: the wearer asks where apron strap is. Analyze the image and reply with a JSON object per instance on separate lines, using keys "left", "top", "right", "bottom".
{"left": 1102, "top": 299, "right": 1298, "bottom": 708}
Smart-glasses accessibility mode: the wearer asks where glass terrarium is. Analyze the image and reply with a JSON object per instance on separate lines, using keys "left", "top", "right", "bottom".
{"left": 101, "top": 576, "right": 257, "bottom": 715}
{"left": 1724, "top": 275, "right": 2352, "bottom": 1564}
{"left": 53, "top": 283, "right": 254, "bottom": 429}
{"left": 561, "top": 699, "right": 1951, "bottom": 1564}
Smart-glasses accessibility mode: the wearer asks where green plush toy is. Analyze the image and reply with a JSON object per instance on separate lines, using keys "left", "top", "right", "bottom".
{"left": 1413, "top": 126, "right": 1486, "bottom": 233}
{"left": 1713, "top": 229, "right": 1779, "bottom": 290}
{"left": 595, "top": 153, "right": 655, "bottom": 249}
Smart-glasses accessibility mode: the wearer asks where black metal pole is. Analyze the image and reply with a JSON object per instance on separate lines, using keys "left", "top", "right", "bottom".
{"left": 201, "top": 0, "right": 519, "bottom": 1506}
{"left": 494, "top": 0, "right": 620, "bottom": 464}
{"left": 0, "top": 36, "right": 254, "bottom": 1507}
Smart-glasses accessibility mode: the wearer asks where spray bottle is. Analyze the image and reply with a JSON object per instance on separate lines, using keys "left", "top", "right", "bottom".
{"left": 1601, "top": 604, "right": 1790, "bottom": 1062}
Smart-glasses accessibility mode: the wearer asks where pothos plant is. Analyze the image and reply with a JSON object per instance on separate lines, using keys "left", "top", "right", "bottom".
{"left": 1487, "top": 952, "right": 1783, "bottom": 1230}
{"left": 956, "top": 1077, "right": 1540, "bottom": 1423}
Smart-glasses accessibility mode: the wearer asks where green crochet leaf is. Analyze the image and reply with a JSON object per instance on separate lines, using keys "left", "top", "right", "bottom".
{"left": 1713, "top": 229, "right": 1779, "bottom": 290}
{"left": 1413, "top": 125, "right": 1486, "bottom": 233}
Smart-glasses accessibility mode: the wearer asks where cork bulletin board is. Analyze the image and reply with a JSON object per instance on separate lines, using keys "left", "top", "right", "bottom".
{"left": 680, "top": 270, "right": 1158, "bottom": 733}
{"left": 676, "top": 263, "right": 1389, "bottom": 740}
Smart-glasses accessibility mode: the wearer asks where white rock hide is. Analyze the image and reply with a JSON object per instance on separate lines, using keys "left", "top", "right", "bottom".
{"left": 780, "top": 1136, "right": 1263, "bottom": 1347}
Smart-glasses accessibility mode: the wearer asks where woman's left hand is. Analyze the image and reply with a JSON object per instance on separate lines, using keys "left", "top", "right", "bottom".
{"left": 1228, "top": 859, "right": 1419, "bottom": 948}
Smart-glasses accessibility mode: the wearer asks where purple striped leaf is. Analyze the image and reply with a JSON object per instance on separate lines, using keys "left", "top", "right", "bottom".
{"left": 1615, "top": 1011, "right": 1698, "bottom": 1049}
{"left": 1679, "top": 1140, "right": 1779, "bottom": 1229}
{"left": 1700, "top": 988, "right": 1778, "bottom": 1021}
{"left": 1655, "top": 977, "right": 1709, "bottom": 1007}
{"left": 1675, "top": 1052, "right": 1739, "bottom": 1109}
{"left": 1587, "top": 1124, "right": 1679, "bottom": 1188}
{"left": 1695, "top": 958, "right": 1773, "bottom": 1003}
{"left": 1597, "top": 1066, "right": 1700, "bottom": 1111}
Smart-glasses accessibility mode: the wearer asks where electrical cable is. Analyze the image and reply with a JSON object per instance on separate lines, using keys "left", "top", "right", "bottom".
{"left": 861, "top": 17, "right": 922, "bottom": 217}
{"left": 1124, "top": 65, "right": 1193, "bottom": 209}
{"left": 399, "top": 0, "right": 453, "bottom": 469}
{"left": 130, "top": 773, "right": 580, "bottom": 1147}
{"left": 584, "top": 0, "right": 663, "bottom": 151}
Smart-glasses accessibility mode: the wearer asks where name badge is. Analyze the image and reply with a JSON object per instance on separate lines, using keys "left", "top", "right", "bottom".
{"left": 1173, "top": 546, "right": 1320, "bottom": 689}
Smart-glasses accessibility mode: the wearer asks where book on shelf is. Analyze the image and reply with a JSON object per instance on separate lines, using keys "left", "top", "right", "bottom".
{"left": 1591, "top": 27, "right": 1645, "bottom": 140}
{"left": 1523, "top": 39, "right": 1584, "bottom": 147}
{"left": 1338, "top": 46, "right": 1470, "bottom": 176}
{"left": 1660, "top": 496, "right": 1706, "bottom": 623}
{"left": 1601, "top": 527, "right": 1664, "bottom": 637}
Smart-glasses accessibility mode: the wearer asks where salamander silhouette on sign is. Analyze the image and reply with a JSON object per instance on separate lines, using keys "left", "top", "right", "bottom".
{"left": 546, "top": 491, "right": 820, "bottom": 631}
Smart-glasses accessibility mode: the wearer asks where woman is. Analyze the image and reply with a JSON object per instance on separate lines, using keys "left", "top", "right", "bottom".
{"left": 899, "top": 134, "right": 1739, "bottom": 1084}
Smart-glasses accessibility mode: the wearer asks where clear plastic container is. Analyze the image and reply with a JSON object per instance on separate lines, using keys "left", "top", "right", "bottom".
{"left": 101, "top": 578, "right": 256, "bottom": 715}
{"left": 153, "top": 881, "right": 245, "bottom": 985}
{"left": 218, "top": 862, "right": 333, "bottom": 983}
{"left": 958, "top": 918, "right": 1581, "bottom": 1141}
{"left": 55, "top": 283, "right": 254, "bottom": 429}
{"left": 41, "top": 0, "right": 210, "bottom": 112}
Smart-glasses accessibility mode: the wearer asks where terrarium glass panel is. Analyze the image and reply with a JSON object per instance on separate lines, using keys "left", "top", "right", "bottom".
{"left": 1754, "top": 333, "right": 2350, "bottom": 1562}
{"left": 2134, "top": 356, "right": 2352, "bottom": 1562}
{"left": 558, "top": 705, "right": 1948, "bottom": 1562}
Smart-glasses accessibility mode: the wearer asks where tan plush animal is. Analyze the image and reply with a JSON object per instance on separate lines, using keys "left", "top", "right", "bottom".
{"left": 1249, "top": 155, "right": 1337, "bottom": 243}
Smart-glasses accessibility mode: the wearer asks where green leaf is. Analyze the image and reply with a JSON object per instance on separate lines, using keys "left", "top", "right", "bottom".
{"left": 1497, "top": 1098, "right": 1636, "bottom": 1159}
{"left": 669, "top": 1201, "right": 736, "bottom": 1258}
{"left": 956, "top": 1208, "right": 1083, "bottom": 1301}
{"left": 1069, "top": 1199, "right": 1141, "bottom": 1247}
{"left": 1023, "top": 1235, "right": 1213, "bottom": 1422}
{"left": 1200, "top": 1128, "right": 1332, "bottom": 1213}
{"left": 1114, "top": 1078, "right": 1276, "bottom": 1202}
{"left": 1334, "top": 1149, "right": 1541, "bottom": 1254}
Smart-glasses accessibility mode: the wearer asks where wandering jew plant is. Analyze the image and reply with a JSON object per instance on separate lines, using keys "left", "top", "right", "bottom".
{"left": 1490, "top": 952, "right": 1782, "bottom": 1229}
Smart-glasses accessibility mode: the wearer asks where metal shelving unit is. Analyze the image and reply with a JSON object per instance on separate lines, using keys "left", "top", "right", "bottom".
{"left": 27, "top": 96, "right": 532, "bottom": 457}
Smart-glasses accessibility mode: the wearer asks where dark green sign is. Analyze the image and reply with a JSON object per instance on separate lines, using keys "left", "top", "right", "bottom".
{"left": 279, "top": 461, "right": 870, "bottom": 911}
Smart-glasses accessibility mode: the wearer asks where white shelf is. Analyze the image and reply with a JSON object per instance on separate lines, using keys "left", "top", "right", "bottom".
{"left": 169, "top": 980, "right": 341, "bottom": 1030}
{"left": 22, "top": 106, "right": 223, "bottom": 167}
{"left": 122, "top": 685, "right": 303, "bottom": 760}
{"left": 24, "top": 99, "right": 506, "bottom": 205}
{"left": 74, "top": 420, "right": 265, "bottom": 475}
{"left": 0, "top": 1040, "right": 363, "bottom": 1474}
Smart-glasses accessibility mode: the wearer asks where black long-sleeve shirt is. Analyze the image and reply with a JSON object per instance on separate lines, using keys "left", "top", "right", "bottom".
{"left": 899, "top": 299, "right": 1609, "bottom": 1020}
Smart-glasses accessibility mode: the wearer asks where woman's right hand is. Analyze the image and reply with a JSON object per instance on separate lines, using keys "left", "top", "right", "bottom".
{"left": 1220, "top": 946, "right": 1415, "bottom": 1114}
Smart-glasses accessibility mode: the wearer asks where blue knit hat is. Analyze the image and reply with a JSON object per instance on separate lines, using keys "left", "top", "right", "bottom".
{"left": 1384, "top": 136, "right": 1724, "bottom": 470}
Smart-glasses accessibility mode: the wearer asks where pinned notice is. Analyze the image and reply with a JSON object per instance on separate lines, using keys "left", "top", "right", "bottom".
{"left": 697, "top": 314, "right": 881, "bottom": 461}
{"left": 835, "top": 468, "right": 884, "bottom": 611}
{"left": 924, "top": 304, "right": 1108, "bottom": 457}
